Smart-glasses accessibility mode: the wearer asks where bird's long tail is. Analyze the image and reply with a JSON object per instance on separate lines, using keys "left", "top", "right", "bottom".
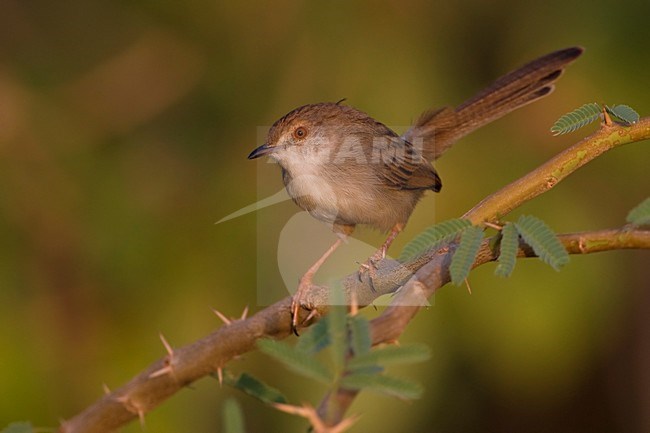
{"left": 403, "top": 47, "right": 583, "bottom": 161}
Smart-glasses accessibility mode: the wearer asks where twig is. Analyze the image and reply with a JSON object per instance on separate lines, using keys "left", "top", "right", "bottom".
{"left": 463, "top": 117, "right": 650, "bottom": 224}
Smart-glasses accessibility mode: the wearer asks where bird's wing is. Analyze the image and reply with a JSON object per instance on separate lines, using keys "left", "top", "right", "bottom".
{"left": 377, "top": 136, "right": 442, "bottom": 191}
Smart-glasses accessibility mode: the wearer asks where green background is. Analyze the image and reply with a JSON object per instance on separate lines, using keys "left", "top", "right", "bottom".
{"left": 1, "top": 1, "right": 648, "bottom": 432}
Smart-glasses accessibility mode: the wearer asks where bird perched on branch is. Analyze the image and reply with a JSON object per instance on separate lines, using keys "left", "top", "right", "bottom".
{"left": 248, "top": 47, "right": 583, "bottom": 331}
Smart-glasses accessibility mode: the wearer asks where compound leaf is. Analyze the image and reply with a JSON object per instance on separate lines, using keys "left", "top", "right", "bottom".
{"left": 327, "top": 288, "right": 348, "bottom": 370}
{"left": 551, "top": 103, "right": 601, "bottom": 135}
{"left": 295, "top": 317, "right": 330, "bottom": 354}
{"left": 224, "top": 372, "right": 288, "bottom": 405}
{"left": 222, "top": 399, "right": 245, "bottom": 433}
{"left": 400, "top": 218, "right": 472, "bottom": 261}
{"left": 514, "top": 215, "right": 569, "bottom": 271}
{"left": 606, "top": 104, "right": 639, "bottom": 125}
{"left": 626, "top": 197, "right": 650, "bottom": 226}
{"left": 450, "top": 225, "right": 484, "bottom": 285}
{"left": 1, "top": 423, "right": 34, "bottom": 433}
{"left": 257, "top": 339, "right": 333, "bottom": 384}
{"left": 348, "top": 315, "right": 372, "bottom": 356}
{"left": 348, "top": 343, "right": 431, "bottom": 369}
{"left": 495, "top": 223, "right": 519, "bottom": 278}
{"left": 340, "top": 373, "right": 423, "bottom": 400}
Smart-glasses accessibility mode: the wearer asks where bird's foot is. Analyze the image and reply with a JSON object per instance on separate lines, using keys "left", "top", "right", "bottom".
{"left": 356, "top": 247, "right": 386, "bottom": 290}
{"left": 290, "top": 279, "right": 319, "bottom": 336}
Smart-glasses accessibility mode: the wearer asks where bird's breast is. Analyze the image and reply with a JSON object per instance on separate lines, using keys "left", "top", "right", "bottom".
{"left": 280, "top": 162, "right": 420, "bottom": 231}
{"left": 282, "top": 164, "right": 342, "bottom": 221}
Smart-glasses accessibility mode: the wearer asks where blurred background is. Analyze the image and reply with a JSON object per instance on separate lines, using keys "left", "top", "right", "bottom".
{"left": 1, "top": 1, "right": 648, "bottom": 432}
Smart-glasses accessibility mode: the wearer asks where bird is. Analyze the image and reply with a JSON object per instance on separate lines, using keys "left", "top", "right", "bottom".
{"left": 248, "top": 47, "right": 583, "bottom": 330}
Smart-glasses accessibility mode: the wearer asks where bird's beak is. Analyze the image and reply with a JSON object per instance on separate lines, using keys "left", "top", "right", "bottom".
{"left": 248, "top": 143, "right": 274, "bottom": 159}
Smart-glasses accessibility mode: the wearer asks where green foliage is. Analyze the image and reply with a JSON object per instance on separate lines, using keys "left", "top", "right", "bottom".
{"left": 551, "top": 102, "right": 640, "bottom": 135}
{"left": 514, "top": 215, "right": 569, "bottom": 271}
{"left": 240, "top": 294, "right": 430, "bottom": 419}
{"left": 339, "top": 373, "right": 424, "bottom": 400}
{"left": 450, "top": 225, "right": 485, "bottom": 285}
{"left": 347, "top": 344, "right": 431, "bottom": 369}
{"left": 257, "top": 339, "right": 333, "bottom": 384}
{"left": 606, "top": 104, "right": 640, "bottom": 125}
{"left": 626, "top": 197, "right": 650, "bottom": 226}
{"left": 400, "top": 213, "right": 571, "bottom": 283}
{"left": 348, "top": 315, "right": 372, "bottom": 356}
{"left": 327, "top": 288, "right": 348, "bottom": 370}
{"left": 399, "top": 218, "right": 472, "bottom": 261}
{"left": 494, "top": 223, "right": 519, "bottom": 278}
{"left": 222, "top": 398, "right": 246, "bottom": 433}
{"left": 294, "top": 317, "right": 330, "bottom": 354}
{"left": 0, "top": 424, "right": 34, "bottom": 433}
{"left": 550, "top": 103, "right": 601, "bottom": 135}
{"left": 224, "top": 372, "right": 287, "bottom": 404}
{"left": 401, "top": 214, "right": 569, "bottom": 283}
{"left": 492, "top": 216, "right": 573, "bottom": 278}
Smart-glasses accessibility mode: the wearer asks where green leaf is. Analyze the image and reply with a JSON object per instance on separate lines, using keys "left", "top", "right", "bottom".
{"left": 606, "top": 104, "right": 639, "bottom": 125}
{"left": 348, "top": 343, "right": 431, "bottom": 369}
{"left": 348, "top": 315, "right": 372, "bottom": 356}
{"left": 450, "top": 225, "right": 484, "bottom": 285}
{"left": 224, "top": 372, "right": 288, "bottom": 404}
{"left": 340, "top": 373, "right": 423, "bottom": 400}
{"left": 514, "top": 215, "right": 569, "bottom": 271}
{"left": 223, "top": 398, "right": 246, "bottom": 433}
{"left": 295, "top": 317, "right": 330, "bottom": 354}
{"left": 626, "top": 197, "right": 650, "bottom": 226}
{"left": 327, "top": 287, "right": 348, "bottom": 370}
{"left": 550, "top": 103, "right": 601, "bottom": 135}
{"left": 257, "top": 339, "right": 333, "bottom": 384}
{"left": 400, "top": 218, "right": 472, "bottom": 261}
{"left": 346, "top": 364, "right": 384, "bottom": 375}
{"left": 495, "top": 223, "right": 519, "bottom": 278}
{"left": 1, "top": 423, "right": 34, "bottom": 433}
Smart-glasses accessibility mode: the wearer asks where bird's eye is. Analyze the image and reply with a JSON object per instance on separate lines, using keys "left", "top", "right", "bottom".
{"left": 293, "top": 126, "right": 307, "bottom": 140}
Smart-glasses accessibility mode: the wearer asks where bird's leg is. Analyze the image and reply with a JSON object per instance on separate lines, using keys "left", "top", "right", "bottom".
{"left": 376, "top": 223, "right": 404, "bottom": 261}
{"left": 291, "top": 237, "right": 345, "bottom": 332}
{"left": 359, "top": 223, "right": 404, "bottom": 280}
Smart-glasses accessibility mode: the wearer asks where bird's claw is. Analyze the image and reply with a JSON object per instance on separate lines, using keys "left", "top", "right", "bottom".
{"left": 290, "top": 283, "right": 318, "bottom": 336}
{"left": 357, "top": 256, "right": 381, "bottom": 291}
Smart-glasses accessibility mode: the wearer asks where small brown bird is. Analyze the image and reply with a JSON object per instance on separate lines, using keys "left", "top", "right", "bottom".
{"left": 248, "top": 47, "right": 583, "bottom": 328}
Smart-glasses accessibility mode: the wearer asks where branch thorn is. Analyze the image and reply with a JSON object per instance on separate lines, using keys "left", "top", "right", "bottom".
{"left": 138, "top": 408, "right": 146, "bottom": 429}
{"left": 483, "top": 221, "right": 502, "bottom": 231}
{"left": 149, "top": 365, "right": 174, "bottom": 379}
{"left": 464, "top": 278, "right": 472, "bottom": 295}
{"left": 115, "top": 394, "right": 146, "bottom": 428}
{"left": 603, "top": 105, "right": 613, "bottom": 126}
{"left": 350, "top": 290, "right": 359, "bottom": 316}
{"left": 149, "top": 333, "right": 177, "bottom": 379}
{"left": 216, "top": 367, "right": 223, "bottom": 387}
{"left": 212, "top": 308, "right": 232, "bottom": 325}
{"left": 159, "top": 333, "right": 174, "bottom": 357}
